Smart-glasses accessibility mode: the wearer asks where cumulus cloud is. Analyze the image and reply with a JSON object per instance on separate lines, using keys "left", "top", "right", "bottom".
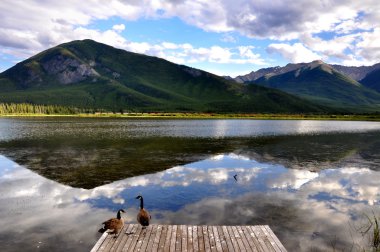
{"left": 221, "top": 33, "right": 237, "bottom": 43}
{"left": 300, "top": 33, "right": 358, "bottom": 60}
{"left": 356, "top": 28, "right": 380, "bottom": 61}
{"left": 123, "top": 41, "right": 267, "bottom": 65}
{"left": 267, "top": 43, "right": 322, "bottom": 63}
{"left": 112, "top": 24, "right": 125, "bottom": 33}
{"left": 0, "top": 0, "right": 379, "bottom": 70}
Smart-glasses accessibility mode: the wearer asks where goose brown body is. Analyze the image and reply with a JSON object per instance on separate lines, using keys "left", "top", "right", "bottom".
{"left": 136, "top": 195, "right": 151, "bottom": 228}
{"left": 101, "top": 209, "right": 125, "bottom": 237}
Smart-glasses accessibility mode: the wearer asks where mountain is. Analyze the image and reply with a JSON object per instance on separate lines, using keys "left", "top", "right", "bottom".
{"left": 0, "top": 39, "right": 324, "bottom": 113}
{"left": 360, "top": 68, "right": 380, "bottom": 92}
{"left": 332, "top": 63, "right": 380, "bottom": 81}
{"left": 234, "top": 63, "right": 311, "bottom": 83}
{"left": 234, "top": 61, "right": 380, "bottom": 83}
{"left": 251, "top": 61, "right": 380, "bottom": 111}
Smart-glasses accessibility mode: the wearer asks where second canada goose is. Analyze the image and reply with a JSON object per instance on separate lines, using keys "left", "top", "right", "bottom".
{"left": 99, "top": 209, "right": 125, "bottom": 237}
{"left": 136, "top": 195, "right": 151, "bottom": 228}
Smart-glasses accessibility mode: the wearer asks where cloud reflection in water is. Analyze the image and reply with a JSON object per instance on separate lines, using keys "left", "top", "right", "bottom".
{"left": 0, "top": 153, "right": 379, "bottom": 251}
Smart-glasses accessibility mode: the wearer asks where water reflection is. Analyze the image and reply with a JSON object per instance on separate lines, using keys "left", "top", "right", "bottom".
{"left": 1, "top": 126, "right": 380, "bottom": 189}
{"left": 1, "top": 153, "right": 379, "bottom": 251}
{"left": 1, "top": 118, "right": 380, "bottom": 141}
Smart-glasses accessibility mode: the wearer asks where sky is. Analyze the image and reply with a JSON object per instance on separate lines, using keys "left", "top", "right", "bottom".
{"left": 0, "top": 0, "right": 379, "bottom": 77}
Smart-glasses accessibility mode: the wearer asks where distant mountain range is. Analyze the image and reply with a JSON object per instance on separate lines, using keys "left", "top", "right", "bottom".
{"left": 0, "top": 39, "right": 324, "bottom": 113}
{"left": 231, "top": 60, "right": 380, "bottom": 112}
{"left": 234, "top": 61, "right": 380, "bottom": 83}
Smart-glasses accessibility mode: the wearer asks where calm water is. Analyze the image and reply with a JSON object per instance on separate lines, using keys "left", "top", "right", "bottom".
{"left": 0, "top": 118, "right": 380, "bottom": 251}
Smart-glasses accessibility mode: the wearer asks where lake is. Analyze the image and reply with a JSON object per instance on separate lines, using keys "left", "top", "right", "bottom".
{"left": 0, "top": 118, "right": 379, "bottom": 251}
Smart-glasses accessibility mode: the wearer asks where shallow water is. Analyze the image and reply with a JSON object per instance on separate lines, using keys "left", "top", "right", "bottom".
{"left": 0, "top": 118, "right": 379, "bottom": 251}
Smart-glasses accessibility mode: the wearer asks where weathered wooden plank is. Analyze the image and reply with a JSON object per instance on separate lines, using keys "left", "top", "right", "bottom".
{"left": 114, "top": 224, "right": 132, "bottom": 252}
{"left": 259, "top": 226, "right": 281, "bottom": 252}
{"left": 260, "top": 225, "right": 278, "bottom": 252}
{"left": 104, "top": 235, "right": 116, "bottom": 252}
{"left": 249, "top": 226, "right": 271, "bottom": 252}
{"left": 131, "top": 228, "right": 145, "bottom": 252}
{"left": 192, "top": 226, "right": 198, "bottom": 252}
{"left": 238, "top": 226, "right": 256, "bottom": 252}
{"left": 240, "top": 226, "right": 262, "bottom": 252}
{"left": 226, "top": 226, "right": 240, "bottom": 251}
{"left": 207, "top": 226, "right": 217, "bottom": 252}
{"left": 124, "top": 225, "right": 144, "bottom": 252}
{"left": 231, "top": 225, "right": 246, "bottom": 252}
{"left": 216, "top": 226, "right": 228, "bottom": 252}
{"left": 161, "top": 225, "right": 172, "bottom": 252}
{"left": 221, "top": 226, "right": 235, "bottom": 252}
{"left": 141, "top": 226, "right": 154, "bottom": 252}
{"left": 151, "top": 224, "right": 163, "bottom": 252}
{"left": 121, "top": 224, "right": 139, "bottom": 252}
{"left": 197, "top": 225, "right": 205, "bottom": 252}
{"left": 116, "top": 224, "right": 134, "bottom": 252}
{"left": 92, "top": 225, "right": 286, "bottom": 252}
{"left": 91, "top": 231, "right": 109, "bottom": 252}
{"left": 175, "top": 225, "right": 183, "bottom": 252}
{"left": 98, "top": 231, "right": 114, "bottom": 252}
{"left": 181, "top": 225, "right": 188, "bottom": 252}
{"left": 157, "top": 225, "right": 169, "bottom": 252}
{"left": 202, "top": 226, "right": 211, "bottom": 252}
{"left": 104, "top": 224, "right": 126, "bottom": 252}
{"left": 169, "top": 225, "right": 178, "bottom": 252}
{"left": 109, "top": 225, "right": 128, "bottom": 251}
{"left": 262, "top": 226, "right": 287, "bottom": 252}
{"left": 212, "top": 226, "right": 223, "bottom": 252}
{"left": 187, "top": 225, "right": 193, "bottom": 252}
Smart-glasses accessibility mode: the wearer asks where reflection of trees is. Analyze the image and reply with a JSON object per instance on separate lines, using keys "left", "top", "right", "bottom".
{"left": 232, "top": 131, "right": 380, "bottom": 172}
{"left": 1, "top": 131, "right": 380, "bottom": 188}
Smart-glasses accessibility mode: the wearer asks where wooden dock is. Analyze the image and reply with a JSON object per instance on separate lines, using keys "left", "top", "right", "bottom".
{"left": 91, "top": 224, "right": 287, "bottom": 252}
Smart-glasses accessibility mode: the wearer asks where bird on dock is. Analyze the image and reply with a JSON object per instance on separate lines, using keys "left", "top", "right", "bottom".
{"left": 136, "top": 195, "right": 151, "bottom": 228}
{"left": 99, "top": 209, "right": 125, "bottom": 238}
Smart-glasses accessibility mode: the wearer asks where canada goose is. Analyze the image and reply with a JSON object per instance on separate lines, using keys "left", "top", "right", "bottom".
{"left": 136, "top": 195, "right": 151, "bottom": 228}
{"left": 99, "top": 209, "right": 125, "bottom": 237}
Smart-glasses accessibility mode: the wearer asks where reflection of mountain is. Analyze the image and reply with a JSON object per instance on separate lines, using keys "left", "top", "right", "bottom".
{"left": 1, "top": 130, "right": 380, "bottom": 188}
{"left": 0, "top": 137, "right": 228, "bottom": 189}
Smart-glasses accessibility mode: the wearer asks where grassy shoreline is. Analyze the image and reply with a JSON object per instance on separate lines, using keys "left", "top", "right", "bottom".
{"left": 1, "top": 112, "right": 380, "bottom": 121}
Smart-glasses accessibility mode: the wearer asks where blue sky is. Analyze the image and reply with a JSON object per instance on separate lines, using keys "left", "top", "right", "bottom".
{"left": 0, "top": 0, "right": 379, "bottom": 77}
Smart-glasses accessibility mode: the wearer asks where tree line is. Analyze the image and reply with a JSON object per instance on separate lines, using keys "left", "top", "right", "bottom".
{"left": 0, "top": 103, "right": 83, "bottom": 115}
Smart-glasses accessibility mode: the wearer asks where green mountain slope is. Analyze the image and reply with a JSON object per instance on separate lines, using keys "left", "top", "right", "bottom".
{"left": 360, "top": 68, "right": 380, "bottom": 92}
{"left": 253, "top": 61, "right": 380, "bottom": 112}
{"left": 0, "top": 39, "right": 325, "bottom": 113}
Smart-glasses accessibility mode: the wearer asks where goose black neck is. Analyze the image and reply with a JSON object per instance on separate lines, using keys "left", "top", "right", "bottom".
{"left": 117, "top": 210, "right": 122, "bottom": 219}
{"left": 139, "top": 197, "right": 144, "bottom": 209}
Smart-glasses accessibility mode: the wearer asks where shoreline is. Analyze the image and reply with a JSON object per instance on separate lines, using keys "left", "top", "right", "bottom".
{"left": 1, "top": 113, "right": 380, "bottom": 121}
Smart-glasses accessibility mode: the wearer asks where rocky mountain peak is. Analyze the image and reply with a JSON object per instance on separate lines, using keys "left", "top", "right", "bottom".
{"left": 41, "top": 53, "right": 99, "bottom": 85}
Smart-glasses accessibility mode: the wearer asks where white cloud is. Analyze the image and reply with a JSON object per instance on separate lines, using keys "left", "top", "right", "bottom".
{"left": 0, "top": 0, "right": 379, "bottom": 72}
{"left": 269, "top": 170, "right": 319, "bottom": 189}
{"left": 356, "top": 28, "right": 380, "bottom": 61}
{"left": 221, "top": 33, "right": 237, "bottom": 43}
{"left": 112, "top": 24, "right": 125, "bottom": 33}
{"left": 121, "top": 41, "right": 267, "bottom": 66}
{"left": 162, "top": 42, "right": 179, "bottom": 50}
{"left": 267, "top": 43, "right": 322, "bottom": 63}
{"left": 300, "top": 33, "right": 357, "bottom": 60}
